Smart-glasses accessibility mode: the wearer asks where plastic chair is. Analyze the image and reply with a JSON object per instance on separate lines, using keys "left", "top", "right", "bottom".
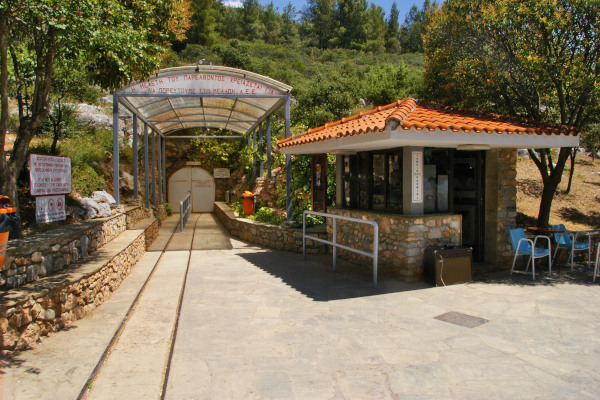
{"left": 551, "top": 224, "right": 591, "bottom": 270}
{"left": 510, "top": 228, "right": 552, "bottom": 280}
{"left": 593, "top": 243, "right": 600, "bottom": 283}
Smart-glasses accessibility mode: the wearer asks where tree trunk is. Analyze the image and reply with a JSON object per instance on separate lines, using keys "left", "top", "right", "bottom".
{"left": 533, "top": 147, "right": 571, "bottom": 227}
{"left": 564, "top": 148, "right": 576, "bottom": 194}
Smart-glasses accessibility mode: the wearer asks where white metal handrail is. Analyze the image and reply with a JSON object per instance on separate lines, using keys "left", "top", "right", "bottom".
{"left": 303, "top": 210, "right": 379, "bottom": 288}
{"left": 179, "top": 193, "right": 191, "bottom": 233}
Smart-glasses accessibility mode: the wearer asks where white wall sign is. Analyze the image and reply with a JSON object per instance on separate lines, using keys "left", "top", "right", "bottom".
{"left": 213, "top": 168, "right": 230, "bottom": 179}
{"left": 412, "top": 151, "right": 423, "bottom": 203}
{"left": 36, "top": 195, "right": 66, "bottom": 223}
{"left": 30, "top": 154, "right": 71, "bottom": 196}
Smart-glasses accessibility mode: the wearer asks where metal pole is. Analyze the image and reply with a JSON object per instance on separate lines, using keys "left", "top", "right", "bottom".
{"left": 252, "top": 129, "right": 257, "bottom": 181}
{"left": 157, "top": 135, "right": 162, "bottom": 204}
{"left": 267, "top": 117, "right": 272, "bottom": 179}
{"left": 259, "top": 123, "right": 264, "bottom": 178}
{"left": 143, "top": 123, "right": 150, "bottom": 208}
{"left": 162, "top": 137, "right": 167, "bottom": 203}
{"left": 285, "top": 95, "right": 292, "bottom": 221}
{"left": 112, "top": 96, "right": 120, "bottom": 205}
{"left": 132, "top": 114, "right": 139, "bottom": 201}
{"left": 151, "top": 129, "right": 156, "bottom": 207}
{"left": 333, "top": 219, "right": 337, "bottom": 271}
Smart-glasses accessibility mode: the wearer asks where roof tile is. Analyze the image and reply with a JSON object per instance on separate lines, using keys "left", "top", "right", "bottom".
{"left": 277, "top": 98, "right": 580, "bottom": 149}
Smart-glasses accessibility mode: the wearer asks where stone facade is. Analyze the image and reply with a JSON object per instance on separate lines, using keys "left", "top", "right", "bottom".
{"left": 493, "top": 149, "right": 518, "bottom": 267}
{"left": 327, "top": 209, "right": 462, "bottom": 282}
{"left": 125, "top": 205, "right": 154, "bottom": 228}
{"left": 0, "top": 232, "right": 149, "bottom": 351}
{"left": 214, "top": 202, "right": 328, "bottom": 254}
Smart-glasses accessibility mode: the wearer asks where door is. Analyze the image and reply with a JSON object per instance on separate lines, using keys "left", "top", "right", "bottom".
{"left": 168, "top": 167, "right": 215, "bottom": 212}
{"left": 452, "top": 151, "right": 485, "bottom": 261}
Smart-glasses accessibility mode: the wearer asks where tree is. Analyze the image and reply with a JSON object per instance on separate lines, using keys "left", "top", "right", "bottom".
{"left": 424, "top": 0, "right": 600, "bottom": 227}
{"left": 0, "top": 0, "right": 191, "bottom": 210}
{"left": 385, "top": 1, "right": 401, "bottom": 53}
{"left": 187, "top": 0, "right": 221, "bottom": 46}
{"left": 280, "top": 2, "right": 300, "bottom": 44}
{"left": 334, "top": 0, "right": 369, "bottom": 50}
{"left": 362, "top": 63, "right": 408, "bottom": 106}
{"left": 365, "top": 3, "right": 387, "bottom": 53}
{"left": 302, "top": 0, "right": 337, "bottom": 49}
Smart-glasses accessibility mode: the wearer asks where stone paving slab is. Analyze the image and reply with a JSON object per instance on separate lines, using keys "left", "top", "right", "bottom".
{"left": 3, "top": 213, "right": 600, "bottom": 400}
{"left": 0, "top": 215, "right": 181, "bottom": 400}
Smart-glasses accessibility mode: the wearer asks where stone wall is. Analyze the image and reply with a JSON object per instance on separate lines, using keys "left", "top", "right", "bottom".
{"left": 214, "top": 202, "right": 327, "bottom": 254}
{"left": 327, "top": 208, "right": 462, "bottom": 282}
{"left": 125, "top": 205, "right": 154, "bottom": 228}
{"left": 496, "top": 149, "right": 518, "bottom": 266}
{"left": 1, "top": 206, "right": 155, "bottom": 289}
{"left": 0, "top": 232, "right": 149, "bottom": 351}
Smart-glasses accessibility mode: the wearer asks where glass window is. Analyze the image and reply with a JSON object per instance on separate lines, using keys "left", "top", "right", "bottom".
{"left": 423, "top": 148, "right": 450, "bottom": 213}
{"left": 388, "top": 153, "right": 402, "bottom": 212}
{"left": 372, "top": 154, "right": 386, "bottom": 211}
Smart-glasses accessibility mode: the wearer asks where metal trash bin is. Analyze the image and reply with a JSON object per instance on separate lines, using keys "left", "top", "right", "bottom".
{"left": 424, "top": 246, "right": 472, "bottom": 286}
{"left": 0, "top": 196, "right": 20, "bottom": 265}
{"left": 241, "top": 191, "right": 255, "bottom": 215}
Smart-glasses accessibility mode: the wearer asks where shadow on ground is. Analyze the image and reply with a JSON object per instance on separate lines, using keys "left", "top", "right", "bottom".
{"left": 239, "top": 250, "right": 430, "bottom": 302}
{"left": 478, "top": 259, "right": 599, "bottom": 287}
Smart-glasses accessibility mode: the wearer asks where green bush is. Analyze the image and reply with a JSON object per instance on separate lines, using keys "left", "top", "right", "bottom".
{"left": 71, "top": 163, "right": 105, "bottom": 196}
{"left": 248, "top": 206, "right": 284, "bottom": 225}
{"left": 292, "top": 203, "right": 325, "bottom": 227}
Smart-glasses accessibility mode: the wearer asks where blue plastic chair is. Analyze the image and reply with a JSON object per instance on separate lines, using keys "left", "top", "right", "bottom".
{"left": 510, "top": 228, "right": 552, "bottom": 280}
{"left": 551, "top": 224, "right": 591, "bottom": 270}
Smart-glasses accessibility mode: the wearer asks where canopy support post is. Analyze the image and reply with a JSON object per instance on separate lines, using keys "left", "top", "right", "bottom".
{"left": 112, "top": 96, "right": 120, "bottom": 205}
{"left": 267, "top": 117, "right": 272, "bottom": 179}
{"left": 157, "top": 135, "right": 163, "bottom": 204}
{"left": 132, "top": 115, "right": 139, "bottom": 201}
{"left": 285, "top": 95, "right": 292, "bottom": 221}
{"left": 162, "top": 137, "right": 167, "bottom": 203}
{"left": 143, "top": 123, "right": 150, "bottom": 208}
{"left": 151, "top": 129, "right": 156, "bottom": 207}
{"left": 259, "top": 123, "right": 264, "bottom": 178}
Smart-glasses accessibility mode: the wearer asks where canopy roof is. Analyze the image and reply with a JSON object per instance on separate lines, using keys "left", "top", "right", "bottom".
{"left": 115, "top": 65, "right": 293, "bottom": 136}
{"left": 278, "top": 99, "right": 580, "bottom": 154}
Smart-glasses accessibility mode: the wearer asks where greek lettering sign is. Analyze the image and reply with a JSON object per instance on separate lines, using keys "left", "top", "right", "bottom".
{"left": 213, "top": 168, "right": 230, "bottom": 179}
{"left": 126, "top": 73, "right": 282, "bottom": 96}
{"left": 30, "top": 154, "right": 71, "bottom": 196}
{"left": 36, "top": 195, "right": 66, "bottom": 223}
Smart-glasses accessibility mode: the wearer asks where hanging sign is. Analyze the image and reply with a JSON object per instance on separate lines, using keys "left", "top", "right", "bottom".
{"left": 36, "top": 195, "right": 66, "bottom": 223}
{"left": 29, "top": 154, "right": 72, "bottom": 196}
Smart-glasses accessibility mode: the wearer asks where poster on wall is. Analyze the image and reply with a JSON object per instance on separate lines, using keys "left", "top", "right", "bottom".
{"left": 36, "top": 195, "right": 66, "bottom": 223}
{"left": 29, "top": 154, "right": 71, "bottom": 196}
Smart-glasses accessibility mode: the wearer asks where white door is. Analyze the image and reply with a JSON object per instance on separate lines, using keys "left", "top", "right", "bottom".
{"left": 168, "top": 167, "right": 215, "bottom": 212}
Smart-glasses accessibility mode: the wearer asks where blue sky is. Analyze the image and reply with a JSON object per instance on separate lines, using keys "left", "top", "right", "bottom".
{"left": 222, "top": 1, "right": 426, "bottom": 21}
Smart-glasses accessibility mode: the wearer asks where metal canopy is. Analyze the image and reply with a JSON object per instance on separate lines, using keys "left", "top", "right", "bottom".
{"left": 111, "top": 65, "right": 294, "bottom": 218}
{"left": 115, "top": 65, "right": 292, "bottom": 137}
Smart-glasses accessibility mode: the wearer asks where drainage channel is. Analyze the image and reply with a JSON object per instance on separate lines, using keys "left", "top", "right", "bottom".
{"left": 77, "top": 215, "right": 199, "bottom": 400}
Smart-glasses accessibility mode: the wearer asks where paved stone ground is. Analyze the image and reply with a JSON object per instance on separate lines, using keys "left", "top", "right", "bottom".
{"left": 2, "top": 214, "right": 600, "bottom": 399}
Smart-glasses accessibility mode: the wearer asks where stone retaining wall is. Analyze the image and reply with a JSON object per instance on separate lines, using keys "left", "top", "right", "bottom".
{"left": 1, "top": 206, "right": 154, "bottom": 289}
{"left": 125, "top": 205, "right": 154, "bottom": 228}
{"left": 0, "top": 231, "right": 150, "bottom": 351}
{"left": 214, "top": 202, "right": 327, "bottom": 254}
{"left": 327, "top": 209, "right": 462, "bottom": 282}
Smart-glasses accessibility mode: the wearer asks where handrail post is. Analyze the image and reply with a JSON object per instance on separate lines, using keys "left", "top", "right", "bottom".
{"left": 302, "top": 210, "right": 379, "bottom": 287}
{"left": 303, "top": 211, "right": 306, "bottom": 259}
{"left": 333, "top": 218, "right": 337, "bottom": 272}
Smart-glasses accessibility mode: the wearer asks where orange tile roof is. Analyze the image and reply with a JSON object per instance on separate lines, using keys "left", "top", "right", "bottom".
{"left": 277, "top": 98, "right": 580, "bottom": 148}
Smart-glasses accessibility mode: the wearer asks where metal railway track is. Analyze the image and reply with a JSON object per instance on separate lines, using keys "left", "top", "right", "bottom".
{"left": 76, "top": 215, "right": 199, "bottom": 400}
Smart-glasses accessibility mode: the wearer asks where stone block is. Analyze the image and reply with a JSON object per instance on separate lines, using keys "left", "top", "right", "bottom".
{"left": 31, "top": 252, "right": 43, "bottom": 263}
{"left": 54, "top": 257, "right": 66, "bottom": 271}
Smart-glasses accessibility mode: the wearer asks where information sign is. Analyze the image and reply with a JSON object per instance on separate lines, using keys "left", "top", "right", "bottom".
{"left": 213, "top": 168, "right": 231, "bottom": 179}
{"left": 36, "top": 195, "right": 66, "bottom": 223}
{"left": 30, "top": 154, "right": 71, "bottom": 196}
